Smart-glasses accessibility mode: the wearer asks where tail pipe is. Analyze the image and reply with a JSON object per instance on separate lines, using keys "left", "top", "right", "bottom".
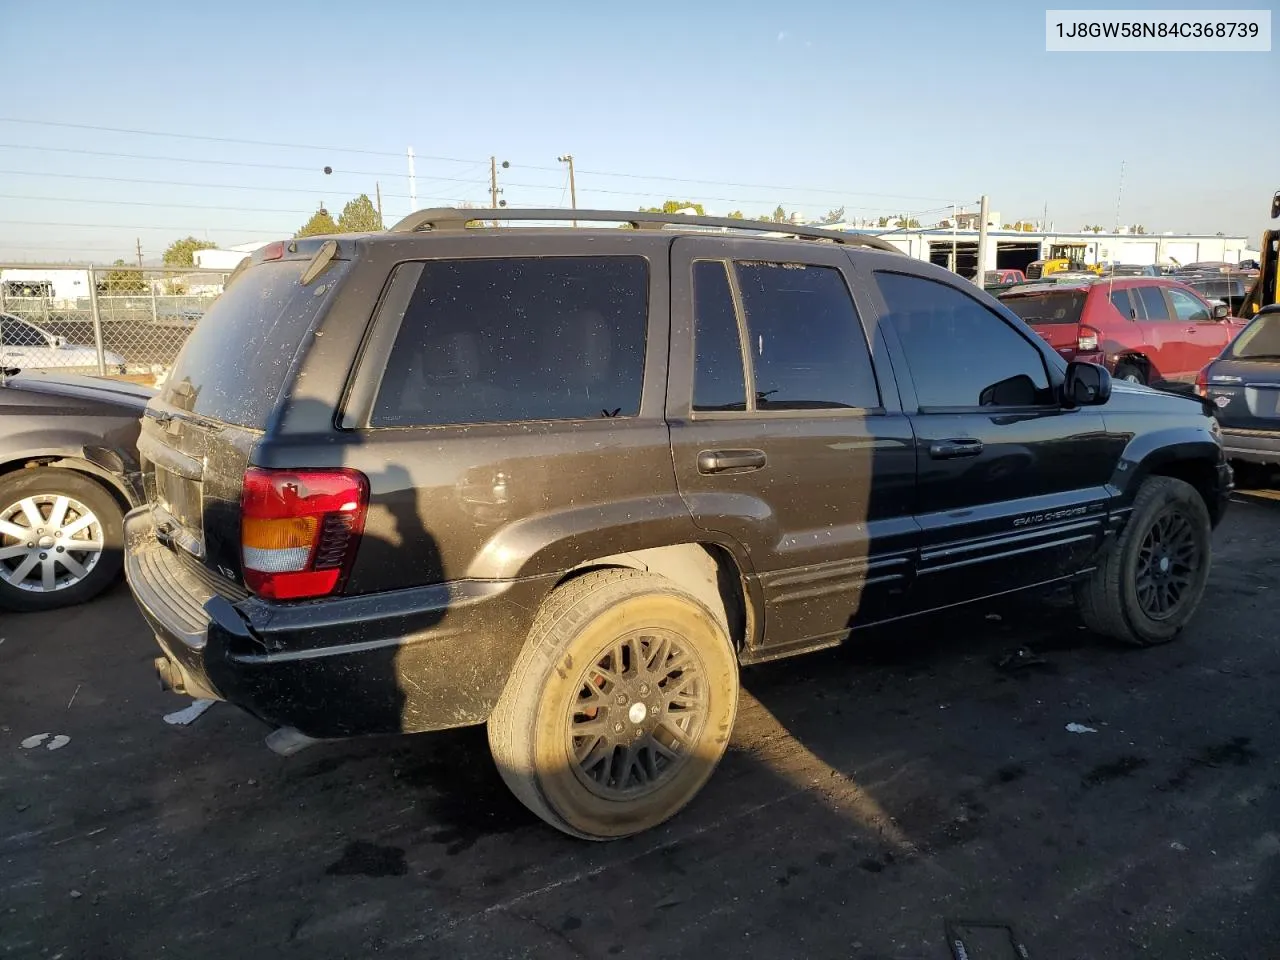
{"left": 154, "top": 656, "right": 186, "bottom": 695}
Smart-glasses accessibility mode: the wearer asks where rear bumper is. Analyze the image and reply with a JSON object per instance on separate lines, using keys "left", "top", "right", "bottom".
{"left": 123, "top": 507, "right": 548, "bottom": 738}
{"left": 1221, "top": 428, "right": 1280, "bottom": 465}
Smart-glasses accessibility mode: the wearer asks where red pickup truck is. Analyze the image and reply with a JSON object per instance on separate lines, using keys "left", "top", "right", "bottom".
{"left": 999, "top": 277, "right": 1245, "bottom": 387}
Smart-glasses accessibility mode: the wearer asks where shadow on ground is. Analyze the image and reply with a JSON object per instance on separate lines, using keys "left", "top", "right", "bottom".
{"left": 3, "top": 499, "right": 1279, "bottom": 959}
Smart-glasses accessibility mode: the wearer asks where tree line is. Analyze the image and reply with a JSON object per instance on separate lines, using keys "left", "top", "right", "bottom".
{"left": 130, "top": 195, "right": 920, "bottom": 287}
{"left": 137, "top": 193, "right": 386, "bottom": 280}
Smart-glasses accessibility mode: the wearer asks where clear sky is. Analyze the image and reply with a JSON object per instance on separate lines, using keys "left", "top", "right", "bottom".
{"left": 3, "top": 0, "right": 1277, "bottom": 262}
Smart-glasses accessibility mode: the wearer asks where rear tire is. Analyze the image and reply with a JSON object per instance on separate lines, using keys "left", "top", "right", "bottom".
{"left": 1075, "top": 476, "right": 1211, "bottom": 646}
{"left": 0, "top": 468, "right": 124, "bottom": 612}
{"left": 1114, "top": 362, "right": 1146, "bottom": 385}
{"left": 488, "top": 568, "right": 739, "bottom": 840}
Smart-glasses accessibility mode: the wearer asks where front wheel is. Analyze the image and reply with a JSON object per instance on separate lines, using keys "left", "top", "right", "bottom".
{"left": 488, "top": 569, "right": 739, "bottom": 840}
{"left": 0, "top": 468, "right": 124, "bottom": 612}
{"left": 1075, "top": 476, "right": 1211, "bottom": 646}
{"left": 1114, "top": 362, "right": 1146, "bottom": 385}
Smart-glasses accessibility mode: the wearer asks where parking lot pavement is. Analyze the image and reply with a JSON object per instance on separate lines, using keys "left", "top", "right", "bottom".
{"left": 3, "top": 498, "right": 1279, "bottom": 960}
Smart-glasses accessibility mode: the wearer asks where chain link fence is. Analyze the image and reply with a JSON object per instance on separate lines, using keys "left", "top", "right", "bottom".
{"left": 0, "top": 264, "right": 232, "bottom": 387}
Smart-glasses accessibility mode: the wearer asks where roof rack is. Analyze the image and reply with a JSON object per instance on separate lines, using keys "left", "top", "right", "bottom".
{"left": 387, "top": 207, "right": 904, "bottom": 254}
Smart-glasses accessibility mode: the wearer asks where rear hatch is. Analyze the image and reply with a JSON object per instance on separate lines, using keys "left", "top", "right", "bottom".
{"left": 137, "top": 241, "right": 351, "bottom": 585}
{"left": 998, "top": 287, "right": 1089, "bottom": 354}
{"left": 1203, "top": 310, "right": 1280, "bottom": 431}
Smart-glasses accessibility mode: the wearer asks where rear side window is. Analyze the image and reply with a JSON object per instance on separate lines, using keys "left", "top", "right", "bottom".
{"left": 1136, "top": 285, "right": 1170, "bottom": 320}
{"left": 1109, "top": 289, "right": 1135, "bottom": 319}
{"left": 876, "top": 271, "right": 1053, "bottom": 409}
{"left": 733, "top": 261, "right": 879, "bottom": 410}
{"left": 161, "top": 259, "right": 343, "bottom": 427}
{"left": 1001, "top": 290, "right": 1086, "bottom": 325}
{"left": 371, "top": 256, "right": 648, "bottom": 427}
{"left": 692, "top": 261, "right": 747, "bottom": 411}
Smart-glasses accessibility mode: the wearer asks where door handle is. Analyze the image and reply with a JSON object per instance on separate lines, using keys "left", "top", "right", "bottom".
{"left": 697, "top": 449, "right": 767, "bottom": 474}
{"left": 929, "top": 438, "right": 984, "bottom": 460}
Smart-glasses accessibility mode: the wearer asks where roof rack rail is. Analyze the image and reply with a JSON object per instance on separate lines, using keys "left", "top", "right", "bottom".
{"left": 387, "top": 207, "right": 904, "bottom": 254}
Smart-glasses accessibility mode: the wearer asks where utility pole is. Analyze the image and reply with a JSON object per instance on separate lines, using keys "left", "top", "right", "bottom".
{"left": 558, "top": 154, "right": 577, "bottom": 227}
{"left": 407, "top": 147, "right": 417, "bottom": 211}
{"left": 490, "top": 156, "right": 499, "bottom": 226}
{"left": 1113, "top": 159, "right": 1126, "bottom": 233}
{"left": 975, "top": 194, "right": 991, "bottom": 281}
{"left": 950, "top": 202, "right": 958, "bottom": 274}
{"left": 135, "top": 238, "right": 143, "bottom": 268}
{"left": 375, "top": 181, "right": 384, "bottom": 228}
{"left": 489, "top": 157, "right": 509, "bottom": 226}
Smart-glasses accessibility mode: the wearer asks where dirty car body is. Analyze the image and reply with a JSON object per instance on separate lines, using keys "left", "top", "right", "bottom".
{"left": 123, "top": 211, "right": 1232, "bottom": 839}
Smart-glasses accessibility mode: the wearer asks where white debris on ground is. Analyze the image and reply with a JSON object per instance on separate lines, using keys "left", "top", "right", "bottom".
{"left": 264, "top": 726, "right": 321, "bottom": 757}
{"left": 1065, "top": 723, "right": 1099, "bottom": 734}
{"left": 20, "top": 733, "right": 71, "bottom": 750}
{"left": 163, "top": 699, "right": 216, "bottom": 726}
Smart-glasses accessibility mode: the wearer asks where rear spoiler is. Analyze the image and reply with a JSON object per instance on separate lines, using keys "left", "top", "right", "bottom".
{"left": 224, "top": 237, "right": 348, "bottom": 291}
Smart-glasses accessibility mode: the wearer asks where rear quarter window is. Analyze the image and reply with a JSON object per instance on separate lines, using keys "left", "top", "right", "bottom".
{"left": 1000, "top": 290, "right": 1086, "bottom": 325}
{"left": 370, "top": 256, "right": 648, "bottom": 427}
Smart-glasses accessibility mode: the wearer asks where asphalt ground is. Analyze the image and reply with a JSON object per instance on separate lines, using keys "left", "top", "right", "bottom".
{"left": 3, "top": 489, "right": 1279, "bottom": 960}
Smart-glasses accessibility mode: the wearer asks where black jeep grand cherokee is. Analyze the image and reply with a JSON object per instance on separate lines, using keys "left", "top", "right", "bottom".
{"left": 125, "top": 208, "right": 1231, "bottom": 840}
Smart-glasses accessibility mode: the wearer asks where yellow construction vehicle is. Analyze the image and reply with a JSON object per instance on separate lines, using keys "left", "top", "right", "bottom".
{"left": 1025, "top": 243, "right": 1106, "bottom": 280}
{"left": 1238, "top": 190, "right": 1279, "bottom": 320}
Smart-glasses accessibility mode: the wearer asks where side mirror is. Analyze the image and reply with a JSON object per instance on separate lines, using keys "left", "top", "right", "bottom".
{"left": 1063, "top": 361, "right": 1112, "bottom": 408}
{"left": 1212, "top": 303, "right": 1229, "bottom": 320}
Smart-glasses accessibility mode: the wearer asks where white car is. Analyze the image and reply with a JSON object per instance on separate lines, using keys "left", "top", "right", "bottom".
{"left": 0, "top": 313, "right": 126, "bottom": 374}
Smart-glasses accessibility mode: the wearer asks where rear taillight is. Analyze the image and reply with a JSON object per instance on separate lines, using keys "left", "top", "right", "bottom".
{"left": 240, "top": 467, "right": 368, "bottom": 600}
{"left": 1077, "top": 325, "right": 1100, "bottom": 352}
{"left": 1194, "top": 364, "right": 1210, "bottom": 398}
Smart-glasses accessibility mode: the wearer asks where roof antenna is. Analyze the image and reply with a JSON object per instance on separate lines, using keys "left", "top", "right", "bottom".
{"left": 1107, "top": 159, "right": 1126, "bottom": 300}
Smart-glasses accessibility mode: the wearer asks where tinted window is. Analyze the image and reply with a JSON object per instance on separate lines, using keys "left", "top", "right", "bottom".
{"left": 1169, "top": 288, "right": 1210, "bottom": 322}
{"left": 1228, "top": 314, "right": 1280, "bottom": 360}
{"left": 1109, "top": 289, "right": 1135, "bottom": 318}
{"left": 0, "top": 318, "right": 44, "bottom": 346}
{"left": 1001, "top": 290, "right": 1085, "bottom": 325}
{"left": 162, "top": 259, "right": 347, "bottom": 427}
{"left": 734, "top": 261, "right": 878, "bottom": 410}
{"left": 876, "top": 271, "right": 1052, "bottom": 408}
{"left": 1136, "top": 285, "right": 1170, "bottom": 320}
{"left": 692, "top": 261, "right": 747, "bottom": 411}
{"left": 372, "top": 256, "right": 648, "bottom": 427}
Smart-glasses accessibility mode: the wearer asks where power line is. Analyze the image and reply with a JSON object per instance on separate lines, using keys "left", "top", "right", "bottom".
{"left": 0, "top": 117, "right": 478, "bottom": 164}
{"left": 0, "top": 168, "right": 948, "bottom": 216}
{"left": 0, "top": 117, "right": 962, "bottom": 203}
{"left": 0, "top": 219, "right": 291, "bottom": 235}
{"left": 0, "top": 142, "right": 489, "bottom": 183}
{"left": 0, "top": 243, "right": 138, "bottom": 252}
{"left": 0, "top": 194, "right": 332, "bottom": 216}
{"left": 0, "top": 168, "right": 481, "bottom": 201}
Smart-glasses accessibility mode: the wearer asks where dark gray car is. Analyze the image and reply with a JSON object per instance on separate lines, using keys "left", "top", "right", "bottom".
{"left": 124, "top": 209, "right": 1231, "bottom": 841}
{"left": 0, "top": 370, "right": 150, "bottom": 610}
